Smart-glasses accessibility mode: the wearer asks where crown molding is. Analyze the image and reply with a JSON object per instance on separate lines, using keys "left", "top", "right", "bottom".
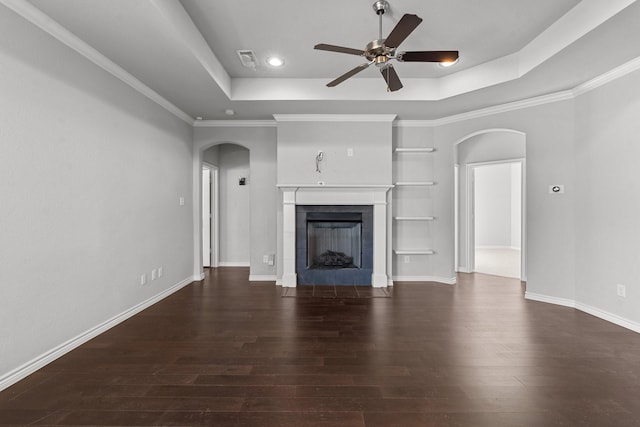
{"left": 193, "top": 120, "right": 276, "bottom": 127}
{"left": 1, "top": 0, "right": 193, "bottom": 124}
{"left": 273, "top": 114, "right": 397, "bottom": 122}
{"left": 433, "top": 91, "right": 575, "bottom": 126}
{"left": 572, "top": 56, "right": 640, "bottom": 97}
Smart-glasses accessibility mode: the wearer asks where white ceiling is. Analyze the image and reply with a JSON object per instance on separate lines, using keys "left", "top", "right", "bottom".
{"left": 10, "top": 0, "right": 640, "bottom": 121}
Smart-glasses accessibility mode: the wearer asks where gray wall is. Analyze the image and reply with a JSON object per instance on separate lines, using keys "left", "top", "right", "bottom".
{"left": 276, "top": 120, "right": 393, "bottom": 186}
{"left": 443, "top": 101, "right": 576, "bottom": 301}
{"left": 574, "top": 69, "right": 640, "bottom": 324}
{"left": 0, "top": 9, "right": 194, "bottom": 383}
{"left": 217, "top": 144, "right": 250, "bottom": 265}
{"left": 455, "top": 132, "right": 526, "bottom": 272}
{"left": 193, "top": 126, "right": 278, "bottom": 280}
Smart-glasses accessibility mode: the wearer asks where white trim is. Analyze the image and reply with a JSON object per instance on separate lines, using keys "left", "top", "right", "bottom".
{"left": 392, "top": 276, "right": 457, "bottom": 285}
{"left": 0, "top": 0, "right": 193, "bottom": 124}
{"left": 394, "top": 250, "right": 435, "bottom": 255}
{"left": 575, "top": 302, "right": 640, "bottom": 334}
{"left": 457, "top": 267, "right": 472, "bottom": 273}
{"left": 276, "top": 184, "right": 393, "bottom": 189}
{"left": 219, "top": 262, "right": 250, "bottom": 267}
{"left": 572, "top": 56, "right": 640, "bottom": 97}
{"left": 525, "top": 292, "right": 640, "bottom": 334}
{"left": 0, "top": 276, "right": 194, "bottom": 392}
{"left": 248, "top": 275, "right": 277, "bottom": 282}
{"left": 394, "top": 217, "right": 435, "bottom": 221}
{"left": 394, "top": 181, "right": 436, "bottom": 186}
{"left": 394, "top": 148, "right": 436, "bottom": 153}
{"left": 476, "top": 245, "right": 520, "bottom": 250}
{"left": 273, "top": 114, "right": 397, "bottom": 122}
{"left": 194, "top": 120, "right": 276, "bottom": 128}
{"left": 525, "top": 292, "right": 576, "bottom": 308}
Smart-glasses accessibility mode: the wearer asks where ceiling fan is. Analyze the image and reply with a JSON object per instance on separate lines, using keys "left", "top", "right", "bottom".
{"left": 314, "top": 1, "right": 459, "bottom": 92}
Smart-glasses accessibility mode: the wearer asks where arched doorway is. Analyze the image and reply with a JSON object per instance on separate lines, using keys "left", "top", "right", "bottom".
{"left": 200, "top": 142, "right": 251, "bottom": 274}
{"left": 454, "top": 129, "right": 526, "bottom": 281}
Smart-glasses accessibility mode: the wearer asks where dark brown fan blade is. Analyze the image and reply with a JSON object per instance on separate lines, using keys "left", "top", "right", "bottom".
{"left": 380, "top": 65, "right": 403, "bottom": 92}
{"left": 384, "top": 14, "right": 423, "bottom": 48}
{"left": 314, "top": 43, "right": 365, "bottom": 56}
{"left": 327, "top": 63, "right": 371, "bottom": 87}
{"left": 397, "top": 50, "right": 459, "bottom": 63}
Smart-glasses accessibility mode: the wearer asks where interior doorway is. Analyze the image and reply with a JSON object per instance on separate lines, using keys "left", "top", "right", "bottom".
{"left": 202, "top": 164, "right": 219, "bottom": 268}
{"left": 471, "top": 161, "right": 522, "bottom": 279}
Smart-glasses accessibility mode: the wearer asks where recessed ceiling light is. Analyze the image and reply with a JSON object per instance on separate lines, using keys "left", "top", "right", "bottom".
{"left": 225, "top": 109, "right": 235, "bottom": 116}
{"left": 266, "top": 56, "right": 285, "bottom": 67}
{"left": 439, "top": 58, "right": 459, "bottom": 68}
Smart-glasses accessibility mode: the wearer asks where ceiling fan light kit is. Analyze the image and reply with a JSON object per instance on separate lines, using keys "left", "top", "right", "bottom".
{"left": 315, "top": 1, "right": 459, "bottom": 92}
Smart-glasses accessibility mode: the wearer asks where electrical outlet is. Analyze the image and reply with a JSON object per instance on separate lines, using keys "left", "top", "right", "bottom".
{"left": 151, "top": 269, "right": 157, "bottom": 280}
{"left": 158, "top": 267, "right": 163, "bottom": 277}
{"left": 404, "top": 256, "right": 410, "bottom": 263}
{"left": 263, "top": 255, "right": 269, "bottom": 263}
{"left": 617, "top": 284, "right": 626, "bottom": 298}
{"left": 347, "top": 148, "right": 354, "bottom": 157}
{"left": 140, "top": 274, "right": 147, "bottom": 286}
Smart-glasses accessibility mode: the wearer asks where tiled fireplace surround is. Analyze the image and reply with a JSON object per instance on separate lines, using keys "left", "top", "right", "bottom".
{"left": 279, "top": 185, "right": 392, "bottom": 288}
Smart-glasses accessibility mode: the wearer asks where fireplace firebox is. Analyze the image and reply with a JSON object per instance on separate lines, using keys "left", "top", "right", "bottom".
{"left": 296, "top": 205, "right": 373, "bottom": 285}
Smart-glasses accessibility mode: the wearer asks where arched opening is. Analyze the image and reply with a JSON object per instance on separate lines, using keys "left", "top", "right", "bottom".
{"left": 454, "top": 129, "right": 526, "bottom": 281}
{"left": 200, "top": 142, "right": 251, "bottom": 276}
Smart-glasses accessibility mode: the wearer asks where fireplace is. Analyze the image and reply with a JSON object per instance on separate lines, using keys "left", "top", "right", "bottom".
{"left": 279, "top": 185, "right": 392, "bottom": 288}
{"left": 296, "top": 205, "right": 373, "bottom": 285}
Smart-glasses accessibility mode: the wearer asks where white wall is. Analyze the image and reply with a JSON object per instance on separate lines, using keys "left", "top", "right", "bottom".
{"left": 0, "top": 8, "right": 194, "bottom": 386}
{"left": 474, "top": 163, "right": 513, "bottom": 248}
{"left": 574, "top": 68, "right": 640, "bottom": 325}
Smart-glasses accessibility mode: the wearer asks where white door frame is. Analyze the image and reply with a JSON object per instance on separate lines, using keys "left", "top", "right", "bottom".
{"left": 465, "top": 158, "right": 526, "bottom": 281}
{"left": 202, "top": 162, "right": 219, "bottom": 268}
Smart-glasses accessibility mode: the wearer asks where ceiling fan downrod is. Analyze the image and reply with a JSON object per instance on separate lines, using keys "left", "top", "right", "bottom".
{"left": 372, "top": 1, "right": 389, "bottom": 39}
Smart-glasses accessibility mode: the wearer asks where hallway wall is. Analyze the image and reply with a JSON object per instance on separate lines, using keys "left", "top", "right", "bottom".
{"left": 0, "top": 9, "right": 194, "bottom": 387}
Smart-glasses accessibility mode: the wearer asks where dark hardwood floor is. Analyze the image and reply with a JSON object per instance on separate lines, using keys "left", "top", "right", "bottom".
{"left": 2, "top": 268, "right": 640, "bottom": 426}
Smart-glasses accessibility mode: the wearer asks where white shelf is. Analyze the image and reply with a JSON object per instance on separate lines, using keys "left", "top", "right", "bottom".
{"left": 394, "top": 216, "right": 435, "bottom": 221}
{"left": 394, "top": 249, "right": 436, "bottom": 255}
{"left": 395, "top": 147, "right": 436, "bottom": 153}
{"left": 394, "top": 181, "right": 435, "bottom": 186}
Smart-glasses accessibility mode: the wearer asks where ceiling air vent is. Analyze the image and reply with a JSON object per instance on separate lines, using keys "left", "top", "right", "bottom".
{"left": 236, "top": 50, "right": 258, "bottom": 69}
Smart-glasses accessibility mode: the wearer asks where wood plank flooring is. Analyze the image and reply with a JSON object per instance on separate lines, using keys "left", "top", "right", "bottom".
{"left": 2, "top": 268, "right": 640, "bottom": 426}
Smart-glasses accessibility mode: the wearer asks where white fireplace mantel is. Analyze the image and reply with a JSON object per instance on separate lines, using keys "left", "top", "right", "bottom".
{"left": 278, "top": 184, "right": 393, "bottom": 288}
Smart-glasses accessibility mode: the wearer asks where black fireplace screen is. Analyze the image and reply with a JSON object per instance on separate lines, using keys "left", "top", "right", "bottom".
{"left": 307, "top": 219, "right": 362, "bottom": 269}
{"left": 296, "top": 205, "right": 373, "bottom": 285}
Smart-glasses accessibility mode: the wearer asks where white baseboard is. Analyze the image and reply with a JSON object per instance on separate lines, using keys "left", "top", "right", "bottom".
{"left": 525, "top": 292, "right": 640, "bottom": 334}
{"left": 575, "top": 302, "right": 640, "bottom": 334}
{"left": 457, "top": 266, "right": 472, "bottom": 273}
{"left": 219, "top": 262, "right": 250, "bottom": 267}
{"left": 525, "top": 292, "right": 575, "bottom": 308}
{"left": 249, "top": 275, "right": 277, "bottom": 282}
{"left": 392, "top": 276, "right": 456, "bottom": 285}
{"left": 0, "top": 276, "right": 194, "bottom": 392}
